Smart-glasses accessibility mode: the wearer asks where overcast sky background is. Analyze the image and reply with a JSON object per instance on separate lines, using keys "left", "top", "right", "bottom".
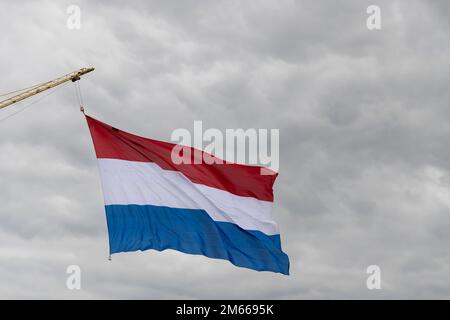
{"left": 0, "top": 0, "right": 449, "bottom": 299}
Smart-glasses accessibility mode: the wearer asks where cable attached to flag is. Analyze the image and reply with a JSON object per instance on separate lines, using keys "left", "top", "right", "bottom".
{"left": 73, "top": 80, "right": 86, "bottom": 114}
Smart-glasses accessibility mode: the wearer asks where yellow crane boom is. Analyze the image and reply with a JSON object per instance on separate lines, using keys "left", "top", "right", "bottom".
{"left": 0, "top": 67, "right": 95, "bottom": 110}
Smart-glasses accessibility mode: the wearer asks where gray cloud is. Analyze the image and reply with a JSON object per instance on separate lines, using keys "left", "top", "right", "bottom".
{"left": 0, "top": 0, "right": 449, "bottom": 298}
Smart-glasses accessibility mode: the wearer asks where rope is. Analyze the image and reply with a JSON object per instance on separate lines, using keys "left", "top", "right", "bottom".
{"left": 0, "top": 82, "right": 67, "bottom": 123}
{"left": 77, "top": 81, "right": 85, "bottom": 107}
{"left": 73, "top": 82, "right": 81, "bottom": 106}
{"left": 73, "top": 81, "right": 86, "bottom": 114}
{"left": 0, "top": 79, "right": 54, "bottom": 98}
{"left": 0, "top": 69, "right": 84, "bottom": 98}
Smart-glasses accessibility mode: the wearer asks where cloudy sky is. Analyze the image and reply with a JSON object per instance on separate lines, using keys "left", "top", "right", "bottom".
{"left": 0, "top": 0, "right": 449, "bottom": 299}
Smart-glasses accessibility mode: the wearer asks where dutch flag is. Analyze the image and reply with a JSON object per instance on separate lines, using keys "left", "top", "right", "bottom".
{"left": 85, "top": 115, "right": 289, "bottom": 275}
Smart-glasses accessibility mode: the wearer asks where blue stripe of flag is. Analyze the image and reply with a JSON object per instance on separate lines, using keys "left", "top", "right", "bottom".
{"left": 105, "top": 204, "right": 290, "bottom": 275}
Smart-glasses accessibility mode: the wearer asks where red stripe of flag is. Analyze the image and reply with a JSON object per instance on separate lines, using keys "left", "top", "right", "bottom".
{"left": 86, "top": 116, "right": 277, "bottom": 202}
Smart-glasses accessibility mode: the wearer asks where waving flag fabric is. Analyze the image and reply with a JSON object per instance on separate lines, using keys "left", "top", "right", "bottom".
{"left": 86, "top": 115, "right": 289, "bottom": 275}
